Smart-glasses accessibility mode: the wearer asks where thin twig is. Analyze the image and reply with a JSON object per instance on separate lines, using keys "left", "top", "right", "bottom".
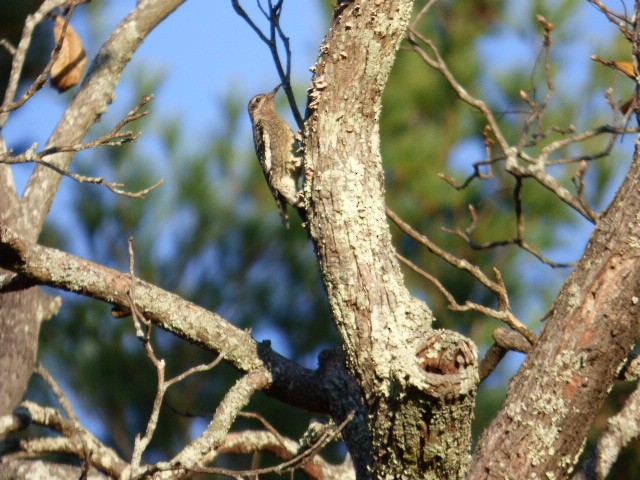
{"left": 35, "top": 363, "right": 79, "bottom": 424}
{"left": 0, "top": 39, "right": 16, "bottom": 56}
{"left": 0, "top": 95, "right": 162, "bottom": 199}
{"left": 0, "top": 2, "right": 80, "bottom": 117}
{"left": 193, "top": 411, "right": 355, "bottom": 478}
{"left": 141, "top": 370, "right": 271, "bottom": 478}
{"left": 387, "top": 208, "right": 537, "bottom": 343}
{"left": 0, "top": 0, "right": 69, "bottom": 127}
{"left": 396, "top": 252, "right": 536, "bottom": 344}
{"left": 126, "top": 237, "right": 226, "bottom": 478}
{"left": 232, "top": 0, "right": 303, "bottom": 128}
{"left": 239, "top": 411, "right": 289, "bottom": 449}
{"left": 406, "top": 6, "right": 638, "bottom": 268}
{"left": 588, "top": 0, "right": 634, "bottom": 41}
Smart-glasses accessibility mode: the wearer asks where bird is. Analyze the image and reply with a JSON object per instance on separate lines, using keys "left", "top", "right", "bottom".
{"left": 248, "top": 85, "right": 302, "bottom": 228}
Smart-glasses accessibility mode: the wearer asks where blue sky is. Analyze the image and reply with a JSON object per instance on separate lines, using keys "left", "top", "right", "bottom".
{"left": 4, "top": 0, "right": 637, "bottom": 440}
{"left": 5, "top": 0, "right": 326, "bottom": 189}
{"left": 5, "top": 0, "right": 634, "bottom": 351}
{"left": 6, "top": 0, "right": 632, "bottom": 327}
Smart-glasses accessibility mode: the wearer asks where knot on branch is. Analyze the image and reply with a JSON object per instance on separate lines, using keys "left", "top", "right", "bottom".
{"left": 416, "top": 330, "right": 477, "bottom": 376}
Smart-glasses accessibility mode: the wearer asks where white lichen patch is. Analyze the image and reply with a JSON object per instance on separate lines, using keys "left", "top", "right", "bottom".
{"left": 565, "top": 282, "right": 582, "bottom": 309}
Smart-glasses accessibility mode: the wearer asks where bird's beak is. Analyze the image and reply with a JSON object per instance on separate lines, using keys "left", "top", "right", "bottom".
{"left": 269, "top": 84, "right": 282, "bottom": 96}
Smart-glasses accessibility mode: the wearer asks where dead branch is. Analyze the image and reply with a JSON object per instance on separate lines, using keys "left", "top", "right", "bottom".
{"left": 218, "top": 429, "right": 355, "bottom": 480}
{"left": 238, "top": 411, "right": 289, "bottom": 449}
{"left": 406, "top": 4, "right": 639, "bottom": 267}
{"left": 232, "top": 0, "right": 303, "bottom": 129}
{"left": 0, "top": 0, "right": 69, "bottom": 126}
{"left": 0, "top": 39, "right": 16, "bottom": 56}
{"left": 0, "top": 401, "right": 127, "bottom": 477}
{"left": 0, "top": 96, "right": 161, "bottom": 199}
{"left": 0, "top": 3, "right": 87, "bottom": 115}
{"left": 197, "top": 412, "right": 355, "bottom": 479}
{"left": 20, "top": 0, "right": 188, "bottom": 242}
{"left": 136, "top": 370, "right": 271, "bottom": 479}
{"left": 34, "top": 363, "right": 79, "bottom": 424}
{"left": 387, "top": 208, "right": 537, "bottom": 344}
{"left": 588, "top": 0, "right": 634, "bottom": 42}
{"left": 126, "top": 236, "right": 227, "bottom": 476}
{"left": 442, "top": 200, "right": 575, "bottom": 268}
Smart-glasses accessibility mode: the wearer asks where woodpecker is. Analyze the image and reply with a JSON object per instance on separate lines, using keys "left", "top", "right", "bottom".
{"left": 248, "top": 85, "right": 302, "bottom": 228}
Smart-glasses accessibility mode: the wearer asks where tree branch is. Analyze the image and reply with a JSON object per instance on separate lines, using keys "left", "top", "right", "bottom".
{"left": 469, "top": 128, "right": 640, "bottom": 478}
{"left": 0, "top": 224, "right": 327, "bottom": 413}
{"left": 0, "top": 401, "right": 127, "bottom": 477}
{"left": 216, "top": 429, "right": 356, "bottom": 480}
{"left": 573, "top": 380, "right": 640, "bottom": 480}
{"left": 232, "top": 0, "right": 303, "bottom": 128}
{"left": 20, "top": 0, "right": 187, "bottom": 242}
{"left": 144, "top": 369, "right": 270, "bottom": 478}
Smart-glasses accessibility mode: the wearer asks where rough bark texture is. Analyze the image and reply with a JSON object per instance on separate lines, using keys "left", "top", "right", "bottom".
{"left": 0, "top": 459, "right": 108, "bottom": 480}
{"left": 0, "top": 190, "right": 56, "bottom": 418}
{"left": 468, "top": 125, "right": 640, "bottom": 478}
{"left": 0, "top": 0, "right": 185, "bottom": 420}
{"left": 303, "top": 2, "right": 477, "bottom": 478}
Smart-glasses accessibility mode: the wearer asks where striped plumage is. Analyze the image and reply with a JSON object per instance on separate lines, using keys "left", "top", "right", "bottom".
{"left": 248, "top": 86, "right": 301, "bottom": 228}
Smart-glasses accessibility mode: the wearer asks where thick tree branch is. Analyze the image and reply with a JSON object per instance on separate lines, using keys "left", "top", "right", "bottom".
{"left": 19, "top": 0, "right": 186, "bottom": 241}
{"left": 0, "top": 224, "right": 326, "bottom": 413}
{"left": 303, "top": 1, "right": 477, "bottom": 478}
{"left": 469, "top": 133, "right": 640, "bottom": 478}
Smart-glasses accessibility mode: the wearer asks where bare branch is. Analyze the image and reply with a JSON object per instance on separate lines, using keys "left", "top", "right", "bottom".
{"left": 1, "top": 4, "right": 88, "bottom": 116}
{"left": 0, "top": 39, "right": 16, "bottom": 56}
{"left": 388, "top": 208, "right": 537, "bottom": 344}
{"left": 197, "top": 412, "right": 355, "bottom": 479}
{"left": 232, "top": 0, "right": 303, "bottom": 128}
{"left": 407, "top": 29, "right": 512, "bottom": 154}
{"left": 0, "top": 0, "right": 69, "bottom": 126}
{"left": 588, "top": 0, "right": 634, "bottom": 41}
{"left": 238, "top": 411, "right": 289, "bottom": 449}
{"left": 21, "top": 0, "right": 188, "bottom": 242}
{"left": 34, "top": 364, "right": 79, "bottom": 424}
{"left": 442, "top": 199, "right": 576, "bottom": 268}
{"left": 407, "top": 5, "right": 639, "bottom": 273}
{"left": 573, "top": 381, "right": 640, "bottom": 480}
{"left": 126, "top": 235, "right": 227, "bottom": 477}
{"left": 139, "top": 370, "right": 271, "bottom": 478}
{"left": 218, "top": 429, "right": 355, "bottom": 480}
{"left": 1, "top": 401, "right": 127, "bottom": 477}
{"left": 0, "top": 95, "right": 162, "bottom": 198}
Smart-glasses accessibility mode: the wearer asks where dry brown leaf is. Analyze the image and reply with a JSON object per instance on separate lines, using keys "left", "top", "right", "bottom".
{"left": 51, "top": 16, "right": 87, "bottom": 92}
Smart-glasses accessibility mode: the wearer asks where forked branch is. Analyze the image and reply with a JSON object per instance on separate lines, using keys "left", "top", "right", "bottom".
{"left": 232, "top": 0, "right": 303, "bottom": 128}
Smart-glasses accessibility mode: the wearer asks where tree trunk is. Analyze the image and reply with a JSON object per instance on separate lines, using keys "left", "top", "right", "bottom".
{"left": 468, "top": 123, "right": 640, "bottom": 479}
{"left": 304, "top": 2, "right": 477, "bottom": 478}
